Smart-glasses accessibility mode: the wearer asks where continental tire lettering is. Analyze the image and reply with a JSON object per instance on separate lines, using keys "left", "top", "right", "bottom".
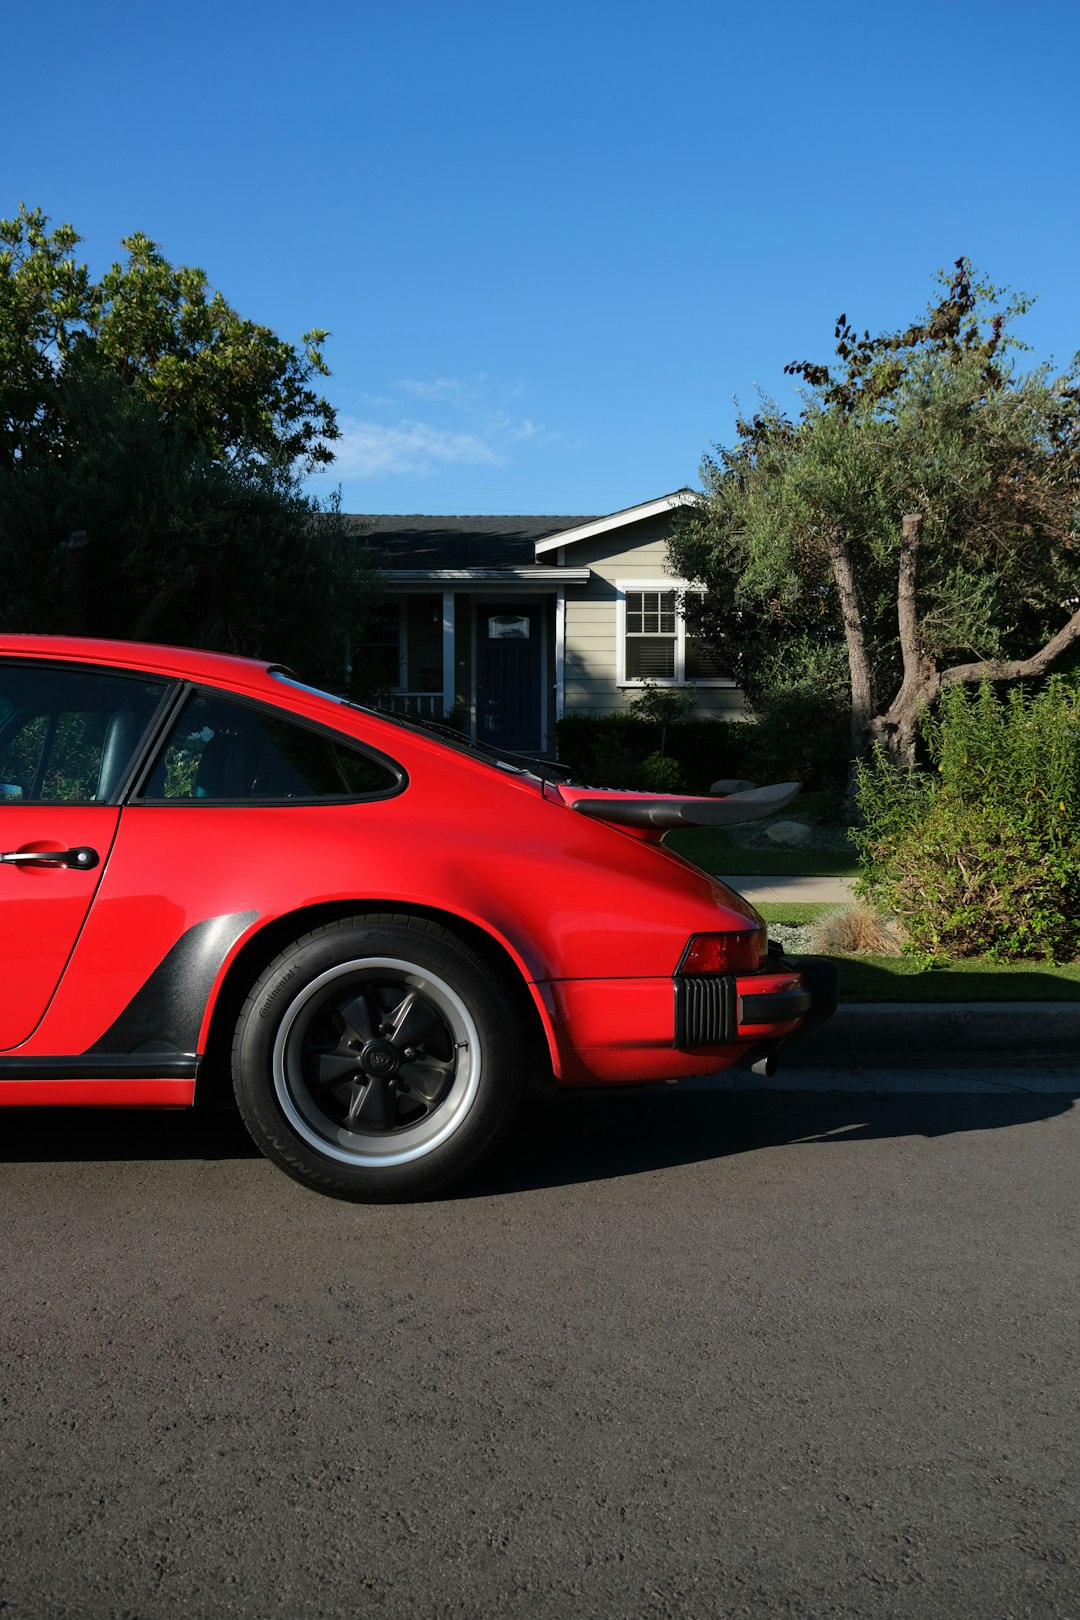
{"left": 260, "top": 965, "right": 301, "bottom": 1019}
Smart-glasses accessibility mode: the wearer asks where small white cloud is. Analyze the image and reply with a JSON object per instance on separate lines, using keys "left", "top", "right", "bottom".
{"left": 333, "top": 418, "right": 506, "bottom": 479}
{"left": 395, "top": 376, "right": 480, "bottom": 405}
{"left": 329, "top": 376, "right": 554, "bottom": 482}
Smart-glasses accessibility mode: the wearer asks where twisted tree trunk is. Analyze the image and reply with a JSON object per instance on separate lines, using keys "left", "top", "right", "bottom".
{"left": 871, "top": 513, "right": 934, "bottom": 766}
{"left": 857, "top": 510, "right": 1080, "bottom": 773}
{"left": 821, "top": 523, "right": 875, "bottom": 767}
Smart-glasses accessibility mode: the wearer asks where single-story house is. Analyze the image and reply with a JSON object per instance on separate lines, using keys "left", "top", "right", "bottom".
{"left": 353, "top": 489, "right": 742, "bottom": 754}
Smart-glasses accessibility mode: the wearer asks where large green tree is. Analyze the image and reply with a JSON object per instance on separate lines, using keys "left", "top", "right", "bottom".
{"left": 669, "top": 262, "right": 1080, "bottom": 775}
{"left": 0, "top": 205, "right": 373, "bottom": 688}
{"left": 1, "top": 205, "right": 338, "bottom": 472}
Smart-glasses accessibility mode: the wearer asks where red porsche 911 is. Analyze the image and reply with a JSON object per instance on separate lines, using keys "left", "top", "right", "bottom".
{"left": 0, "top": 635, "right": 835, "bottom": 1200}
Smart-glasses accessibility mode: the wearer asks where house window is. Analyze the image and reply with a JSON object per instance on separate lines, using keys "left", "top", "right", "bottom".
{"left": 625, "top": 590, "right": 679, "bottom": 679}
{"left": 617, "top": 582, "right": 731, "bottom": 687}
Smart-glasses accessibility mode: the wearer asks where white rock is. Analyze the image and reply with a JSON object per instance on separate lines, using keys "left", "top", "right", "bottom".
{"left": 711, "top": 777, "right": 758, "bottom": 795}
{"left": 764, "top": 819, "right": 814, "bottom": 848}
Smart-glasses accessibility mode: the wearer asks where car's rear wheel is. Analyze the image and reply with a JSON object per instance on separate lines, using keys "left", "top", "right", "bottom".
{"left": 232, "top": 916, "right": 528, "bottom": 1200}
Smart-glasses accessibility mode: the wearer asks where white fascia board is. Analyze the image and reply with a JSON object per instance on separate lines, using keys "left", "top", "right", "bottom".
{"left": 534, "top": 489, "right": 697, "bottom": 557}
{"left": 382, "top": 567, "right": 591, "bottom": 585}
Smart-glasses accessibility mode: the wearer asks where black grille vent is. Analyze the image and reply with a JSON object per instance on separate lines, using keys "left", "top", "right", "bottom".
{"left": 673, "top": 975, "right": 738, "bottom": 1048}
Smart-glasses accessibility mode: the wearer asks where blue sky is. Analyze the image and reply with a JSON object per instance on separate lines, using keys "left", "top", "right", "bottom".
{"left": 6, "top": 0, "right": 1078, "bottom": 515}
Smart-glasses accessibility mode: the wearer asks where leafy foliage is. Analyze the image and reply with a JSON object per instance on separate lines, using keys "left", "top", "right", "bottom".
{"left": 670, "top": 260, "right": 1080, "bottom": 778}
{"left": 626, "top": 681, "right": 696, "bottom": 756}
{"left": 0, "top": 205, "right": 338, "bottom": 473}
{"left": 556, "top": 715, "right": 757, "bottom": 793}
{"left": 854, "top": 680, "right": 1080, "bottom": 959}
{"left": 739, "top": 680, "right": 849, "bottom": 809}
{"left": 637, "top": 751, "right": 686, "bottom": 792}
{"left": 0, "top": 206, "right": 375, "bottom": 688}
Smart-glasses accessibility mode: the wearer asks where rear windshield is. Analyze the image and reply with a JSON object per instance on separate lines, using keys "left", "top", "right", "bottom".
{"left": 269, "top": 670, "right": 568, "bottom": 783}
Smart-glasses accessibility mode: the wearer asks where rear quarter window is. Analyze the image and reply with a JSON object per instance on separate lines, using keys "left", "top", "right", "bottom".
{"left": 141, "top": 690, "right": 402, "bottom": 802}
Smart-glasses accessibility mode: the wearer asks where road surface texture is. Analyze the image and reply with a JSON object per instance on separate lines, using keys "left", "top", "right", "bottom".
{"left": 1, "top": 1078, "right": 1078, "bottom": 1619}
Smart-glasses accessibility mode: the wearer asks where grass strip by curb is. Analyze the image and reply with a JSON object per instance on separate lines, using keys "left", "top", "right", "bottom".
{"left": 757, "top": 902, "right": 834, "bottom": 924}
{"left": 833, "top": 957, "right": 1080, "bottom": 1003}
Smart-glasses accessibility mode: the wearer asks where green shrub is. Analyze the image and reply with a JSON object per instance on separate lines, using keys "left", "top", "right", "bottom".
{"left": 556, "top": 715, "right": 758, "bottom": 793}
{"left": 637, "top": 751, "right": 686, "bottom": 792}
{"left": 855, "top": 679, "right": 1080, "bottom": 960}
{"left": 557, "top": 695, "right": 851, "bottom": 797}
{"left": 742, "top": 683, "right": 850, "bottom": 802}
{"left": 626, "top": 682, "right": 697, "bottom": 755}
{"left": 556, "top": 711, "right": 848, "bottom": 796}
{"left": 583, "top": 728, "right": 646, "bottom": 789}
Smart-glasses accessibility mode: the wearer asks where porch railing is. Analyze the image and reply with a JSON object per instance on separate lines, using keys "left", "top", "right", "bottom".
{"left": 375, "top": 691, "right": 446, "bottom": 721}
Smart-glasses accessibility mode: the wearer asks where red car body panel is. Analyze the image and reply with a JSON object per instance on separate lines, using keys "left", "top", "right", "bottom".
{"left": 0, "top": 804, "right": 121, "bottom": 1046}
{"left": 0, "top": 633, "right": 826, "bottom": 1112}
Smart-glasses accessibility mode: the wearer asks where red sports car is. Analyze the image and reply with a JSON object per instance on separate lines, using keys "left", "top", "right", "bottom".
{"left": 0, "top": 635, "right": 834, "bottom": 1199}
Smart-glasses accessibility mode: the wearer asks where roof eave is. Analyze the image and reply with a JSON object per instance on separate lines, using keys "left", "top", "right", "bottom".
{"left": 381, "top": 567, "right": 591, "bottom": 585}
{"left": 533, "top": 489, "right": 697, "bottom": 556}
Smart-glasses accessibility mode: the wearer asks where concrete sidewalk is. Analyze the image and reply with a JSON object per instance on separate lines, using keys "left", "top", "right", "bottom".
{"left": 716, "top": 873, "right": 855, "bottom": 905}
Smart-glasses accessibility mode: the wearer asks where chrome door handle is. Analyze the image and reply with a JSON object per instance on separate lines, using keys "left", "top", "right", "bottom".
{"left": 0, "top": 846, "right": 100, "bottom": 870}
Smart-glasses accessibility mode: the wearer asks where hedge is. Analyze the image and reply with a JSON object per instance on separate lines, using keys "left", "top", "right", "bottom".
{"left": 554, "top": 716, "right": 758, "bottom": 794}
{"left": 555, "top": 710, "right": 849, "bottom": 795}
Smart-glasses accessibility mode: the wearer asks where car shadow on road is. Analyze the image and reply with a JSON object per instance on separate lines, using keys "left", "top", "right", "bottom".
{"left": 0, "top": 1106, "right": 262, "bottom": 1165}
{"left": 467, "top": 1086, "right": 1079, "bottom": 1196}
{"left": 0, "top": 1088, "right": 1075, "bottom": 1190}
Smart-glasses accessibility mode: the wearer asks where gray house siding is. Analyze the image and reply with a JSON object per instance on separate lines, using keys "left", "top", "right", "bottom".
{"left": 558, "top": 514, "right": 744, "bottom": 719}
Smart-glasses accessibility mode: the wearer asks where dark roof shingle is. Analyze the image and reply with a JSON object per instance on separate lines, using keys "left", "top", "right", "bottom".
{"left": 343, "top": 514, "right": 596, "bottom": 570}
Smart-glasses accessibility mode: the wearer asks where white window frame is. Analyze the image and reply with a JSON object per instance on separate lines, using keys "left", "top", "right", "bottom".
{"left": 615, "top": 579, "right": 734, "bottom": 688}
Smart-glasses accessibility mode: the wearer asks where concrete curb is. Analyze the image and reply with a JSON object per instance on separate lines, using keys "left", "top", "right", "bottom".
{"left": 675, "top": 1003, "right": 1080, "bottom": 1094}
{"left": 786, "top": 1000, "right": 1080, "bottom": 1065}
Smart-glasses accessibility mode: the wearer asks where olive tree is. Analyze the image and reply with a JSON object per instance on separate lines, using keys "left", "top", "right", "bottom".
{"left": 670, "top": 262, "right": 1080, "bottom": 776}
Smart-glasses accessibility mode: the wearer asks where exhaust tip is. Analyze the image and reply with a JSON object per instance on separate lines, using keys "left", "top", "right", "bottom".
{"left": 735, "top": 1043, "right": 781, "bottom": 1078}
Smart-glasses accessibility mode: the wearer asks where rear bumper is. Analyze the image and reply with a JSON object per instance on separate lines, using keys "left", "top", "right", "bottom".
{"left": 543, "top": 954, "right": 837, "bottom": 1087}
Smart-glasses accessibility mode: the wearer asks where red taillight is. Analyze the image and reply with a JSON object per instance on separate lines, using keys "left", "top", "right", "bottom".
{"left": 677, "top": 928, "right": 767, "bottom": 975}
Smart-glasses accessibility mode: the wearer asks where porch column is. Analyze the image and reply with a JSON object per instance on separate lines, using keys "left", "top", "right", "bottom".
{"left": 555, "top": 587, "right": 566, "bottom": 724}
{"left": 441, "top": 590, "right": 455, "bottom": 718}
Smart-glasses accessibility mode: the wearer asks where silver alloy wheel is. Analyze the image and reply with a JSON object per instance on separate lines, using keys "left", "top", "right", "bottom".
{"left": 271, "top": 956, "right": 482, "bottom": 1167}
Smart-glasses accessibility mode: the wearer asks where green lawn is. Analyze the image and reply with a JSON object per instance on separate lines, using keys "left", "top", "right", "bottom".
{"left": 666, "top": 828, "right": 858, "bottom": 877}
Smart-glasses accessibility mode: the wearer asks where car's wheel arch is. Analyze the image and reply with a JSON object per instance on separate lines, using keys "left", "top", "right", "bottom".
{"left": 194, "top": 900, "right": 556, "bottom": 1108}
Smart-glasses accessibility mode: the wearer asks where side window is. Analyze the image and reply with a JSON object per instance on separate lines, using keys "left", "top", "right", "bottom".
{"left": 143, "top": 691, "right": 400, "bottom": 802}
{"left": 0, "top": 664, "right": 169, "bottom": 804}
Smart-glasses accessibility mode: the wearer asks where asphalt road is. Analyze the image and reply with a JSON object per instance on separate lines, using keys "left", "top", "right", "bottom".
{"left": 2, "top": 1079, "right": 1078, "bottom": 1620}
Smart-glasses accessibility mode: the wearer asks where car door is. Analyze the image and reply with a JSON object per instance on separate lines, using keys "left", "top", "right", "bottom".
{"left": 0, "top": 662, "right": 171, "bottom": 1049}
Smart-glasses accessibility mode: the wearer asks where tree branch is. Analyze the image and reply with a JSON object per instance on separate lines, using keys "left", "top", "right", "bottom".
{"left": 941, "top": 602, "right": 1080, "bottom": 688}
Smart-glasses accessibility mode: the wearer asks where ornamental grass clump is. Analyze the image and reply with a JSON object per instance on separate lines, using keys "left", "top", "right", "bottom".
{"left": 854, "top": 679, "right": 1080, "bottom": 961}
{"left": 809, "top": 904, "right": 905, "bottom": 958}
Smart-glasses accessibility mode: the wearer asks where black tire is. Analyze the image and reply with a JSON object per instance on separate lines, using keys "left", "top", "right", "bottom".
{"left": 231, "top": 915, "right": 529, "bottom": 1201}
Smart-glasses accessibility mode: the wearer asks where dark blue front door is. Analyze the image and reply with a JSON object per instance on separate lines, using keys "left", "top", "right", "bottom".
{"left": 476, "top": 602, "right": 542, "bottom": 752}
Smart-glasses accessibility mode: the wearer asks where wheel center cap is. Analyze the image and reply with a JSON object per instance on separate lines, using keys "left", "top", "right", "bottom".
{"left": 360, "top": 1038, "right": 399, "bottom": 1078}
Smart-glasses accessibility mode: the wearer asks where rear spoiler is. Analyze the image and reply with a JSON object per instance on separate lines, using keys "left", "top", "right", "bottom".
{"left": 559, "top": 781, "right": 800, "bottom": 831}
